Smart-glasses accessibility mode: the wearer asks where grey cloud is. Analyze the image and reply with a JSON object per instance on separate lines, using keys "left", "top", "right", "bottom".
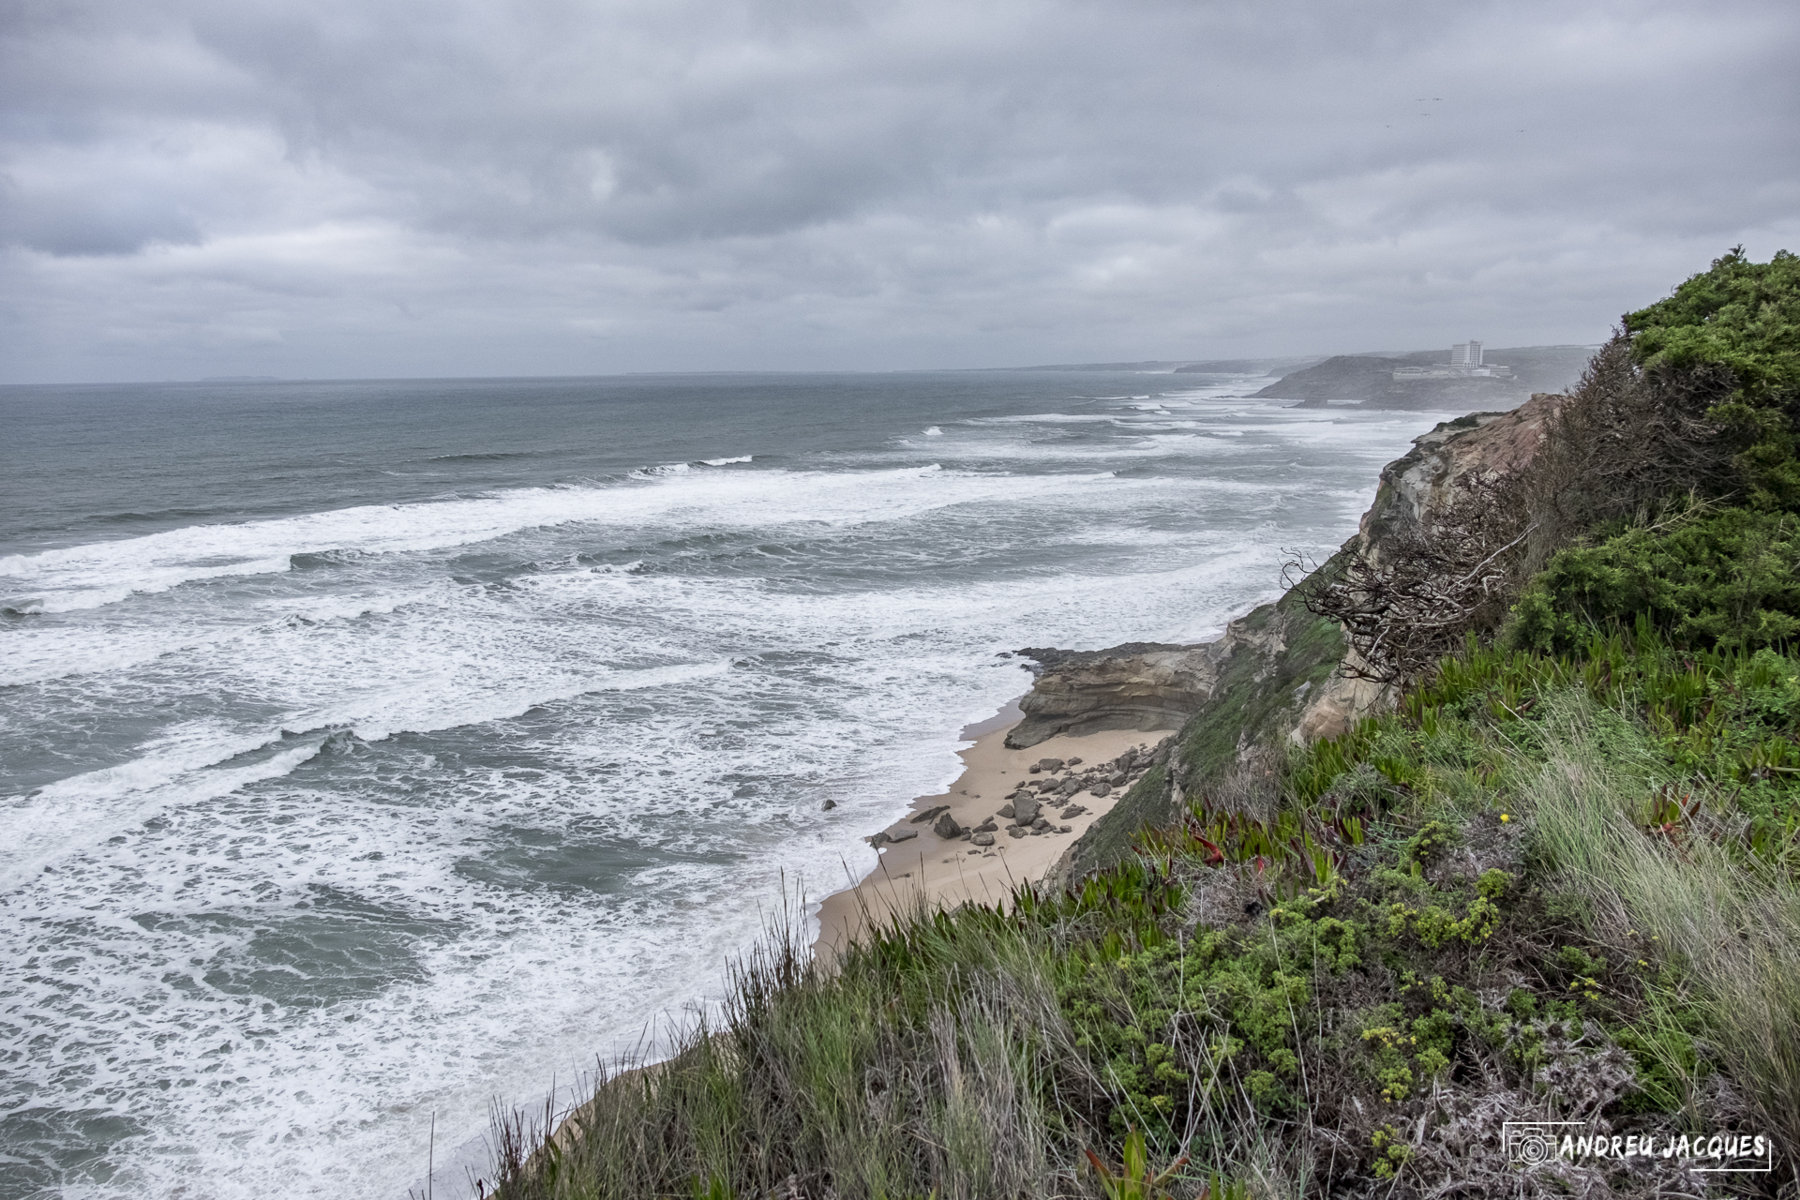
{"left": 1, "top": 0, "right": 1797, "bottom": 381}
{"left": 0, "top": 180, "right": 200, "bottom": 255}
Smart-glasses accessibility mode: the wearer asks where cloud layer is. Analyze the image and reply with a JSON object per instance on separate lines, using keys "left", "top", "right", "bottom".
{"left": 3, "top": 0, "right": 1797, "bottom": 381}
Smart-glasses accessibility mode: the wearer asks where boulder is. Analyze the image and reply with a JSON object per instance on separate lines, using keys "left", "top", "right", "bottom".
{"left": 910, "top": 804, "right": 950, "bottom": 824}
{"left": 1031, "top": 817, "right": 1051, "bottom": 831}
{"left": 1034, "top": 757, "right": 1065, "bottom": 772}
{"left": 933, "top": 812, "right": 966, "bottom": 840}
{"left": 1090, "top": 782, "right": 1111, "bottom": 798}
{"left": 972, "top": 832, "right": 995, "bottom": 847}
{"left": 974, "top": 818, "right": 998, "bottom": 833}
{"left": 1012, "top": 797, "right": 1041, "bottom": 826}
{"left": 998, "top": 803, "right": 1015, "bottom": 819}
{"left": 1059, "top": 804, "right": 1087, "bottom": 819}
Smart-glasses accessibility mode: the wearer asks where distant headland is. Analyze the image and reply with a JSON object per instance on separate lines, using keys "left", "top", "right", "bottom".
{"left": 1246, "top": 342, "right": 1597, "bottom": 408}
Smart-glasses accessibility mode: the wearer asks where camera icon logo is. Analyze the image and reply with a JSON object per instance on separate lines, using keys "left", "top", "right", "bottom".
{"left": 1502, "top": 1122, "right": 1582, "bottom": 1165}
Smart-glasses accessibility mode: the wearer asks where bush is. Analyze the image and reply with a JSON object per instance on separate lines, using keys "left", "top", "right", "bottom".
{"left": 1505, "top": 506, "right": 1800, "bottom": 653}
{"left": 1626, "top": 246, "right": 1800, "bottom": 413}
{"left": 1623, "top": 246, "right": 1800, "bottom": 511}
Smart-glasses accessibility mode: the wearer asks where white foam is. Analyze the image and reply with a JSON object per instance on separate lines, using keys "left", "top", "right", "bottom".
{"left": 630, "top": 462, "right": 693, "bottom": 478}
{"left": 0, "top": 733, "right": 325, "bottom": 892}
{"left": 965, "top": 412, "right": 1120, "bottom": 425}
{"left": 1, "top": 622, "right": 222, "bottom": 687}
{"left": 252, "top": 591, "right": 422, "bottom": 624}
{"left": 0, "top": 464, "right": 1126, "bottom": 615}
{"left": 922, "top": 426, "right": 944, "bottom": 436}
{"left": 699, "top": 455, "right": 753, "bottom": 466}
{"left": 3, "top": 552, "right": 295, "bottom": 614}
{"left": 0, "top": 585, "right": 444, "bottom": 687}
{"left": 1, "top": 658, "right": 735, "bottom": 890}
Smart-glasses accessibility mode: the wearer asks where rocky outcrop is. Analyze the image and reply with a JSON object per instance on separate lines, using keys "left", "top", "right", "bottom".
{"left": 1005, "top": 598, "right": 1369, "bottom": 754}
{"left": 1037, "top": 591, "right": 1354, "bottom": 885}
{"left": 865, "top": 826, "right": 917, "bottom": 849}
{"left": 982, "top": 747, "right": 1157, "bottom": 842}
{"left": 1004, "top": 642, "right": 1224, "bottom": 748}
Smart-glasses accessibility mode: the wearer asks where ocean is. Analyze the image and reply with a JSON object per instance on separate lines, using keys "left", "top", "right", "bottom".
{"left": 0, "top": 371, "right": 1463, "bottom": 1198}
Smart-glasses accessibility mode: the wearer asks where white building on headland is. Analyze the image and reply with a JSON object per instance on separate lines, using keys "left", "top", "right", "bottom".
{"left": 1394, "top": 340, "right": 1514, "bottom": 381}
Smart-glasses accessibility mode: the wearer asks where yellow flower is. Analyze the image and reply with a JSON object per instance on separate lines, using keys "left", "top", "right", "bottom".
{"left": 1499, "top": 813, "right": 1511, "bottom": 823}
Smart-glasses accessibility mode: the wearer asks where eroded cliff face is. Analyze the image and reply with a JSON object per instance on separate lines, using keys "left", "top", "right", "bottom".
{"left": 1023, "top": 394, "right": 1559, "bottom": 882}
{"left": 1357, "top": 393, "right": 1562, "bottom": 561}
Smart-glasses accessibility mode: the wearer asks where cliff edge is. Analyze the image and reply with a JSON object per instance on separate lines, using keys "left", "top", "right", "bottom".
{"left": 1019, "top": 394, "right": 1558, "bottom": 885}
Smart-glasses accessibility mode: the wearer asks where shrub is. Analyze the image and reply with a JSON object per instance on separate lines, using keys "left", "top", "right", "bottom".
{"left": 1505, "top": 506, "right": 1800, "bottom": 653}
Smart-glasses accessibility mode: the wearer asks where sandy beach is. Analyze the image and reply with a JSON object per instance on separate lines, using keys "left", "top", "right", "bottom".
{"left": 812, "top": 701, "right": 1170, "bottom": 957}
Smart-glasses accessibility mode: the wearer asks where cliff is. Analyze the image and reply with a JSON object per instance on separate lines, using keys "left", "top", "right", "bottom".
{"left": 1023, "top": 393, "right": 1558, "bottom": 885}
{"left": 1355, "top": 393, "right": 1561, "bottom": 556}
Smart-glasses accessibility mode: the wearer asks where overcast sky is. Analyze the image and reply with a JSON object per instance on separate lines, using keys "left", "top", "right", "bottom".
{"left": 2, "top": 0, "right": 1795, "bottom": 382}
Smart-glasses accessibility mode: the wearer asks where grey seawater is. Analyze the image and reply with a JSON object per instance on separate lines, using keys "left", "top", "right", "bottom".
{"left": 0, "top": 372, "right": 1465, "bottom": 1198}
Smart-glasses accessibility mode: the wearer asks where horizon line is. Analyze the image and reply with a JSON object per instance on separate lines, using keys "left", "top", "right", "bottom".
{"left": 0, "top": 341, "right": 1606, "bottom": 390}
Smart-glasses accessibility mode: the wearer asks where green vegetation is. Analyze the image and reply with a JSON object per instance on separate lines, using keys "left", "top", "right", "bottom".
{"left": 1511, "top": 249, "right": 1800, "bottom": 654}
{"left": 489, "top": 253, "right": 1800, "bottom": 1197}
{"left": 1506, "top": 507, "right": 1800, "bottom": 652}
{"left": 1627, "top": 248, "right": 1800, "bottom": 419}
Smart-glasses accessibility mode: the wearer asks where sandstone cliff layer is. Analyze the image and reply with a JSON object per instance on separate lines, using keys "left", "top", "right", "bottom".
{"left": 1005, "top": 641, "right": 1233, "bottom": 749}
